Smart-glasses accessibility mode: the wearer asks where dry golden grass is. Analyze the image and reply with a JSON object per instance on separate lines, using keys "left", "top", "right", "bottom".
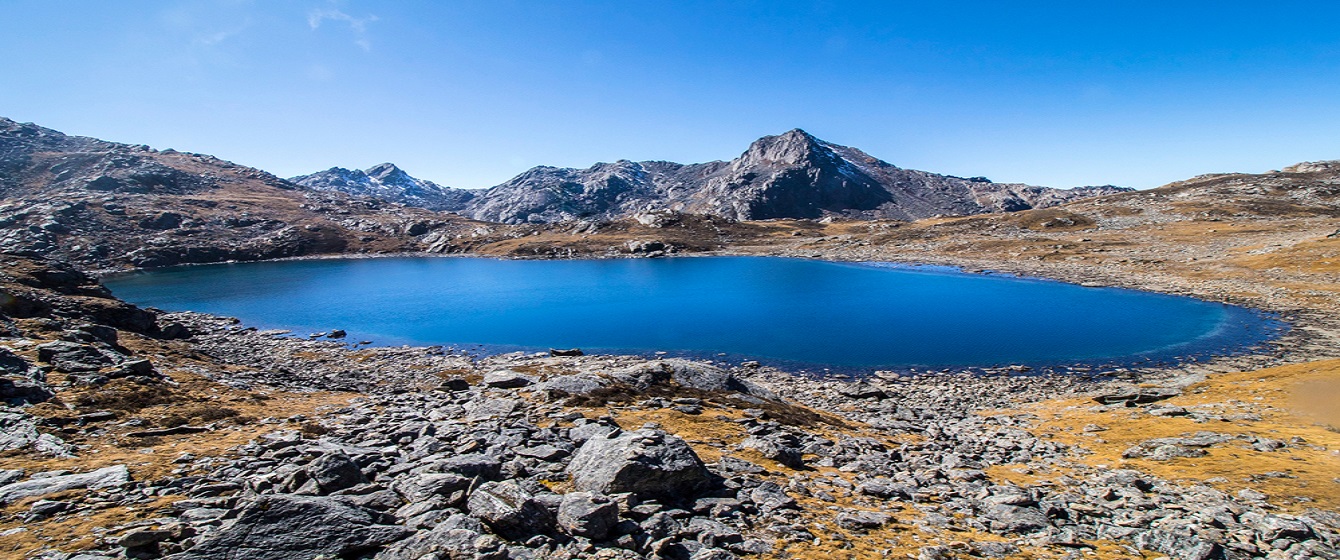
{"left": 0, "top": 496, "right": 182, "bottom": 555}
{"left": 1229, "top": 235, "right": 1340, "bottom": 275}
{"left": 1018, "top": 359, "right": 1340, "bottom": 512}
{"left": 0, "top": 354, "right": 363, "bottom": 556}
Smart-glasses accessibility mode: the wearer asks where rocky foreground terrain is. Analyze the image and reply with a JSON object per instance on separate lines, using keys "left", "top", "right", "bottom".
{"left": 0, "top": 255, "right": 1337, "bottom": 560}
{"left": 0, "top": 117, "right": 1338, "bottom": 559}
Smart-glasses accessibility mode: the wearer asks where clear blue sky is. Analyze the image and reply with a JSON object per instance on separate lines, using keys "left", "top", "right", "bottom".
{"left": 3, "top": 1, "right": 1339, "bottom": 190}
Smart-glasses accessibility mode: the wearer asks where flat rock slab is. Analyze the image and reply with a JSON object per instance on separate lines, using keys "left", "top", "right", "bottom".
{"left": 835, "top": 509, "right": 893, "bottom": 530}
{"left": 1092, "top": 387, "right": 1181, "bottom": 405}
{"left": 482, "top": 370, "right": 536, "bottom": 389}
{"left": 464, "top": 398, "right": 519, "bottom": 422}
{"left": 0, "top": 465, "right": 129, "bottom": 504}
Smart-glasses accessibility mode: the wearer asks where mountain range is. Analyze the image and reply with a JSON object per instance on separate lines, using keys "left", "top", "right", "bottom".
{"left": 8, "top": 114, "right": 1335, "bottom": 271}
{"left": 293, "top": 129, "right": 1131, "bottom": 224}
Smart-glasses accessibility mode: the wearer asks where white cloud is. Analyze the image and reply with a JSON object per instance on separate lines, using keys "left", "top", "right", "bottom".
{"left": 308, "top": 7, "right": 378, "bottom": 51}
{"left": 194, "top": 27, "right": 243, "bottom": 47}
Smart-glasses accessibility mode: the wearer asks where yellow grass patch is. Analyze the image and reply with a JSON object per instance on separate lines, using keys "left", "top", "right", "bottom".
{"left": 1020, "top": 359, "right": 1340, "bottom": 512}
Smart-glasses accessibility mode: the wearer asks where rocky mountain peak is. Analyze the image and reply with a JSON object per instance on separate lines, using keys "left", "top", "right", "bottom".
{"left": 365, "top": 163, "right": 412, "bottom": 185}
{"left": 736, "top": 128, "right": 832, "bottom": 168}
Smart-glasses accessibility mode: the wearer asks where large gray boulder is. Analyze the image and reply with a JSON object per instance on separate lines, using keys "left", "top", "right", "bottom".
{"left": 566, "top": 429, "right": 712, "bottom": 499}
{"left": 0, "top": 464, "right": 127, "bottom": 504}
{"left": 175, "top": 494, "right": 408, "bottom": 560}
{"left": 482, "top": 369, "right": 536, "bottom": 389}
{"left": 611, "top": 359, "right": 778, "bottom": 399}
{"left": 557, "top": 491, "right": 620, "bottom": 540}
{"left": 466, "top": 481, "right": 555, "bottom": 540}
{"left": 306, "top": 452, "right": 365, "bottom": 493}
{"left": 392, "top": 472, "right": 470, "bottom": 503}
{"left": 375, "top": 514, "right": 506, "bottom": 560}
{"left": 34, "top": 341, "right": 120, "bottom": 373}
{"left": 984, "top": 504, "right": 1050, "bottom": 534}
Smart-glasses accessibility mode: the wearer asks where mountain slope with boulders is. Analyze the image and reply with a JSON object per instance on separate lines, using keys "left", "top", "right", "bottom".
{"left": 0, "top": 117, "right": 492, "bottom": 270}
{"left": 458, "top": 129, "right": 1131, "bottom": 223}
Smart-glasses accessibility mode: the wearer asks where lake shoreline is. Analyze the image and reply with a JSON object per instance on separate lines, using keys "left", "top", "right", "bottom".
{"left": 101, "top": 254, "right": 1295, "bottom": 380}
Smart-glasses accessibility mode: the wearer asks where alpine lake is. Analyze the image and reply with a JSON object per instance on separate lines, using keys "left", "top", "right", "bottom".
{"left": 104, "top": 256, "right": 1284, "bottom": 374}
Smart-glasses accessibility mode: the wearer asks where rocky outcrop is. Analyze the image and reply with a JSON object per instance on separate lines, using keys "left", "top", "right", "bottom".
{"left": 175, "top": 494, "right": 409, "bottom": 560}
{"left": 462, "top": 129, "right": 1131, "bottom": 223}
{"left": 291, "top": 163, "right": 479, "bottom": 211}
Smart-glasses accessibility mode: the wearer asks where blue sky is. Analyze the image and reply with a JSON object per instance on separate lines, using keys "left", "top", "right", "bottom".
{"left": 3, "top": 1, "right": 1339, "bottom": 190}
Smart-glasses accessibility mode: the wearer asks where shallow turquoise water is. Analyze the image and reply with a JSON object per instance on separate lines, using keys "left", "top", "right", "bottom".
{"left": 104, "top": 256, "right": 1281, "bottom": 371}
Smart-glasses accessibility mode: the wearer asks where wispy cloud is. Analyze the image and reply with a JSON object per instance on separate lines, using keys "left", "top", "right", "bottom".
{"left": 308, "top": 7, "right": 378, "bottom": 51}
{"left": 193, "top": 25, "right": 246, "bottom": 47}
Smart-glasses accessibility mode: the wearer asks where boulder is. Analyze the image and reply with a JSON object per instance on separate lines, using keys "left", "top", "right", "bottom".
{"left": 835, "top": 509, "right": 893, "bottom": 530}
{"left": 116, "top": 528, "right": 174, "bottom": 548}
{"left": 157, "top": 321, "right": 193, "bottom": 339}
{"left": 534, "top": 374, "right": 607, "bottom": 396}
{"left": 0, "top": 412, "right": 72, "bottom": 456}
{"left": 104, "top": 358, "right": 156, "bottom": 379}
{"left": 34, "top": 341, "right": 119, "bottom": 372}
{"left": 306, "top": 452, "right": 365, "bottom": 493}
{"left": 0, "top": 377, "right": 52, "bottom": 405}
{"left": 175, "top": 494, "right": 408, "bottom": 560}
{"left": 566, "top": 429, "right": 712, "bottom": 499}
{"left": 740, "top": 436, "right": 804, "bottom": 469}
{"left": 837, "top": 381, "right": 887, "bottom": 399}
{"left": 374, "top": 514, "right": 506, "bottom": 560}
{"left": 611, "top": 359, "right": 776, "bottom": 399}
{"left": 1257, "top": 514, "right": 1314, "bottom": 541}
{"left": 984, "top": 504, "right": 1050, "bottom": 534}
{"left": 437, "top": 453, "right": 503, "bottom": 480}
{"left": 1092, "top": 387, "right": 1181, "bottom": 405}
{"left": 464, "top": 398, "right": 518, "bottom": 422}
{"left": 556, "top": 491, "right": 620, "bottom": 540}
{"left": 466, "top": 481, "right": 555, "bottom": 540}
{"left": 482, "top": 370, "right": 536, "bottom": 389}
{"left": 0, "top": 465, "right": 129, "bottom": 504}
{"left": 0, "top": 348, "right": 29, "bottom": 373}
{"left": 392, "top": 472, "right": 470, "bottom": 503}
{"left": 748, "top": 481, "right": 797, "bottom": 512}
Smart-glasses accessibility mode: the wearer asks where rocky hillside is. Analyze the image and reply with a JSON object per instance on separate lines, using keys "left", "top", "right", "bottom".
{"left": 1067, "top": 159, "right": 1340, "bottom": 220}
{"left": 0, "top": 118, "right": 490, "bottom": 270}
{"left": 290, "top": 163, "right": 478, "bottom": 212}
{"left": 461, "top": 129, "right": 1130, "bottom": 223}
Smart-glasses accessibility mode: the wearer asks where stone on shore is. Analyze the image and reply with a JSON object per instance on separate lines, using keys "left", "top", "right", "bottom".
{"left": 566, "top": 429, "right": 712, "bottom": 499}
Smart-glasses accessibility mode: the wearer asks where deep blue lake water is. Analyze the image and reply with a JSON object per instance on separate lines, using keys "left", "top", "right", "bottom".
{"left": 104, "top": 256, "right": 1282, "bottom": 371}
